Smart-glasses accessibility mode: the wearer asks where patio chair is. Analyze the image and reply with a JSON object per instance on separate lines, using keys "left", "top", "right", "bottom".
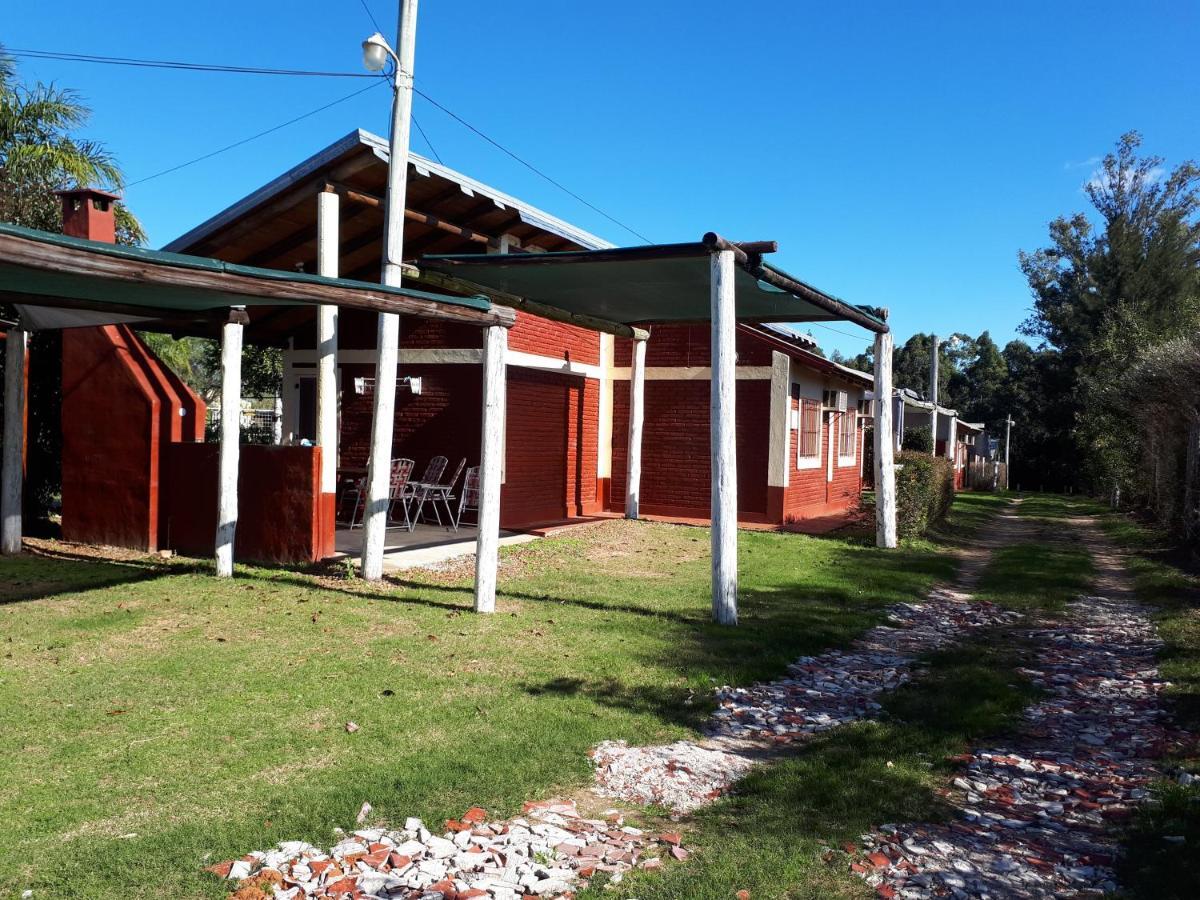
{"left": 421, "top": 457, "right": 465, "bottom": 530}
{"left": 405, "top": 455, "right": 448, "bottom": 526}
{"left": 387, "top": 457, "right": 417, "bottom": 531}
{"left": 343, "top": 459, "right": 415, "bottom": 530}
{"left": 455, "top": 465, "right": 481, "bottom": 530}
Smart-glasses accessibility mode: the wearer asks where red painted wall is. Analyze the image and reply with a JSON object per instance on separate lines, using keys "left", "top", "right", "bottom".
{"left": 61, "top": 327, "right": 159, "bottom": 549}
{"left": 782, "top": 403, "right": 863, "bottom": 521}
{"left": 609, "top": 378, "right": 771, "bottom": 521}
{"left": 335, "top": 362, "right": 599, "bottom": 529}
{"left": 510, "top": 310, "right": 600, "bottom": 365}
{"left": 61, "top": 325, "right": 207, "bottom": 551}
{"left": 161, "top": 444, "right": 322, "bottom": 564}
{"left": 614, "top": 326, "right": 774, "bottom": 368}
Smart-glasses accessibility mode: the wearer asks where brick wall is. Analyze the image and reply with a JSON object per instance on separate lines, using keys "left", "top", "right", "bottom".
{"left": 509, "top": 310, "right": 600, "bottom": 365}
{"left": 782, "top": 401, "right": 863, "bottom": 520}
{"left": 336, "top": 362, "right": 599, "bottom": 528}
{"left": 610, "top": 378, "right": 770, "bottom": 519}
{"left": 291, "top": 310, "right": 485, "bottom": 352}
{"left": 614, "top": 325, "right": 775, "bottom": 367}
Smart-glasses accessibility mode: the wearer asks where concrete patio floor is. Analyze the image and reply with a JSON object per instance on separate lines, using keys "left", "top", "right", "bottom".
{"left": 332, "top": 521, "right": 537, "bottom": 572}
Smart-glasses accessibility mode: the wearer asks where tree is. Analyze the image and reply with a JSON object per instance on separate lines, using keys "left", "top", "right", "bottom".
{"left": 0, "top": 50, "right": 146, "bottom": 531}
{"left": 0, "top": 49, "right": 144, "bottom": 243}
{"left": 1020, "top": 131, "right": 1200, "bottom": 495}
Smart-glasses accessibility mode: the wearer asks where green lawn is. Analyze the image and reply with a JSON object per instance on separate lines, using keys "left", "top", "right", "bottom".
{"left": 1091, "top": 505, "right": 1200, "bottom": 900}
{"left": 1, "top": 508, "right": 991, "bottom": 899}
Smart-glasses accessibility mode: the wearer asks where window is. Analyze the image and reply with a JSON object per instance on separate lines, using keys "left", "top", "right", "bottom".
{"left": 838, "top": 410, "right": 857, "bottom": 463}
{"left": 797, "top": 397, "right": 821, "bottom": 468}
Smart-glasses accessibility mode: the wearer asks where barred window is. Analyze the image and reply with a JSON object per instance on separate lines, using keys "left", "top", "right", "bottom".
{"left": 839, "top": 410, "right": 857, "bottom": 460}
{"left": 797, "top": 398, "right": 821, "bottom": 465}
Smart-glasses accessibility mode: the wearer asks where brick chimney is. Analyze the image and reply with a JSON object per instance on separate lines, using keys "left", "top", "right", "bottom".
{"left": 56, "top": 187, "right": 120, "bottom": 244}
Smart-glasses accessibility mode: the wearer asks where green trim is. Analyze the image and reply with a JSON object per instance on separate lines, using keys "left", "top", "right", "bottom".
{"left": 0, "top": 223, "right": 493, "bottom": 313}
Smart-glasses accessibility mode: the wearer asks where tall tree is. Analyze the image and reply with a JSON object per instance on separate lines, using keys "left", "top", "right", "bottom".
{"left": 0, "top": 49, "right": 143, "bottom": 243}
{"left": 0, "top": 49, "right": 144, "bottom": 530}
{"left": 1020, "top": 131, "right": 1200, "bottom": 493}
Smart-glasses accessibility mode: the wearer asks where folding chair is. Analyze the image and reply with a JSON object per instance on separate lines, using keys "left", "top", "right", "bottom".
{"left": 407, "top": 456, "right": 448, "bottom": 525}
{"left": 387, "top": 458, "right": 417, "bottom": 531}
{"left": 455, "top": 465, "right": 481, "bottom": 530}
{"left": 424, "top": 457, "right": 465, "bottom": 530}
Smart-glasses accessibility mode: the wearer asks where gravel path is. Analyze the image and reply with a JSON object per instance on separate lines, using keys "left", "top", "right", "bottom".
{"left": 215, "top": 502, "right": 1155, "bottom": 899}
{"left": 588, "top": 503, "right": 1039, "bottom": 815}
{"left": 851, "top": 516, "right": 1188, "bottom": 899}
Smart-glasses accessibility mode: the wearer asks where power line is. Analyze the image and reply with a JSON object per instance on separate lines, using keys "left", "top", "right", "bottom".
{"left": 127, "top": 80, "right": 386, "bottom": 187}
{"left": 411, "top": 113, "right": 443, "bottom": 164}
{"left": 413, "top": 88, "right": 653, "bottom": 244}
{"left": 355, "top": 0, "right": 384, "bottom": 34}
{"left": 5, "top": 48, "right": 375, "bottom": 78}
{"left": 10, "top": 45, "right": 653, "bottom": 243}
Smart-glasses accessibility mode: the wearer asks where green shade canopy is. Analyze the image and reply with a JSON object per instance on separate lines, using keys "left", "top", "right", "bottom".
{"left": 422, "top": 240, "right": 887, "bottom": 333}
{"left": 0, "top": 222, "right": 507, "bottom": 332}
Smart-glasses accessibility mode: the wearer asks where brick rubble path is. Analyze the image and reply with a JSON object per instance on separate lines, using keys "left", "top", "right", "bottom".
{"left": 850, "top": 516, "right": 1189, "bottom": 899}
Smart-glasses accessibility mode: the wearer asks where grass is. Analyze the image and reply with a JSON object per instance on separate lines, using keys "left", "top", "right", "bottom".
{"left": 0, "top": 507, "right": 988, "bottom": 900}
{"left": 1088, "top": 504, "right": 1200, "bottom": 900}
{"left": 590, "top": 633, "right": 1039, "bottom": 899}
{"left": 973, "top": 542, "right": 1095, "bottom": 612}
{"left": 1012, "top": 494, "right": 1200, "bottom": 900}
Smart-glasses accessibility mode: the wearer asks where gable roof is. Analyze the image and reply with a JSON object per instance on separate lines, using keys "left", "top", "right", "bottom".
{"left": 164, "top": 129, "right": 613, "bottom": 256}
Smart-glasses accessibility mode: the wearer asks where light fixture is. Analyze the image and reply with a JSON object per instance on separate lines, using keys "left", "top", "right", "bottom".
{"left": 362, "top": 32, "right": 396, "bottom": 72}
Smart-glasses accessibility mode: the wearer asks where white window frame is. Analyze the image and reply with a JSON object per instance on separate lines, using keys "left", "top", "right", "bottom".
{"left": 796, "top": 395, "right": 823, "bottom": 470}
{"left": 837, "top": 409, "right": 858, "bottom": 467}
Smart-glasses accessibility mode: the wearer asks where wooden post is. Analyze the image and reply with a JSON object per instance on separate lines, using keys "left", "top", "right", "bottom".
{"left": 2, "top": 328, "right": 28, "bottom": 555}
{"left": 1003, "top": 414, "right": 1013, "bottom": 490}
{"left": 624, "top": 335, "right": 647, "bottom": 519}
{"left": 929, "top": 334, "right": 939, "bottom": 456}
{"left": 316, "top": 191, "right": 340, "bottom": 530}
{"left": 945, "top": 415, "right": 957, "bottom": 464}
{"left": 215, "top": 309, "right": 247, "bottom": 577}
{"left": 474, "top": 324, "right": 507, "bottom": 613}
{"left": 361, "top": 0, "right": 420, "bottom": 581}
{"left": 710, "top": 249, "right": 738, "bottom": 626}
{"left": 873, "top": 325, "right": 897, "bottom": 549}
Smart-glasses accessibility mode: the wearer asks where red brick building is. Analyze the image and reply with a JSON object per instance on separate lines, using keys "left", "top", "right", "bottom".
{"left": 166, "top": 130, "right": 870, "bottom": 538}
{"left": 610, "top": 323, "right": 872, "bottom": 525}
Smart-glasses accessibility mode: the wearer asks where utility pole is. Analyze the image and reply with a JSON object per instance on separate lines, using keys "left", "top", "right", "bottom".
{"left": 360, "top": 0, "right": 419, "bottom": 581}
{"left": 928, "top": 334, "right": 939, "bottom": 456}
{"left": 1004, "top": 414, "right": 1014, "bottom": 490}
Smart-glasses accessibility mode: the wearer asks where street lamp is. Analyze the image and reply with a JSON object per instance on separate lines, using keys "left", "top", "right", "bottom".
{"left": 361, "top": 32, "right": 395, "bottom": 73}
{"left": 359, "top": 1, "right": 420, "bottom": 582}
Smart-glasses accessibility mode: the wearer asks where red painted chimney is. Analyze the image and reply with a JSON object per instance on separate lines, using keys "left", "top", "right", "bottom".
{"left": 56, "top": 187, "right": 120, "bottom": 244}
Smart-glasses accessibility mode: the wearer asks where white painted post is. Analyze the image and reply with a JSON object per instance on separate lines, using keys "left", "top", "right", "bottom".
{"left": 215, "top": 310, "right": 247, "bottom": 576}
{"left": 945, "top": 415, "right": 957, "bottom": 463}
{"left": 873, "top": 327, "right": 897, "bottom": 549}
{"left": 2, "top": 329, "right": 28, "bottom": 555}
{"left": 316, "top": 191, "right": 340, "bottom": 500}
{"left": 710, "top": 249, "right": 738, "bottom": 626}
{"left": 474, "top": 324, "right": 507, "bottom": 613}
{"left": 1004, "top": 414, "right": 1013, "bottom": 490}
{"left": 361, "top": 0, "right": 420, "bottom": 581}
{"left": 624, "top": 335, "right": 647, "bottom": 519}
{"left": 767, "top": 351, "right": 790, "bottom": 506}
{"left": 929, "top": 334, "right": 939, "bottom": 456}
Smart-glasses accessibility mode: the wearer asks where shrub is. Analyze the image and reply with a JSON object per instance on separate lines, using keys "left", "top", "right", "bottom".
{"left": 901, "top": 425, "right": 933, "bottom": 453}
{"left": 895, "top": 450, "right": 954, "bottom": 537}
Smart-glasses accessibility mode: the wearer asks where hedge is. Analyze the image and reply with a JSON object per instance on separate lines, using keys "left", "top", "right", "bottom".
{"left": 895, "top": 449, "right": 954, "bottom": 537}
{"left": 901, "top": 424, "right": 933, "bottom": 453}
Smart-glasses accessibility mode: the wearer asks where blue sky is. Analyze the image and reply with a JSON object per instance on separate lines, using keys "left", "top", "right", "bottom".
{"left": 5, "top": 0, "right": 1197, "bottom": 358}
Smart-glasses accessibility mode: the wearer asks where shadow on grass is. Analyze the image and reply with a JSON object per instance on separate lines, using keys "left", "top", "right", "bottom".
{"left": 0, "top": 545, "right": 204, "bottom": 606}
{"left": 594, "top": 632, "right": 1039, "bottom": 900}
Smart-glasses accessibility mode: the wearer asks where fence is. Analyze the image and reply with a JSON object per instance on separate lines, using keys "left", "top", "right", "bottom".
{"left": 963, "top": 457, "right": 1008, "bottom": 491}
